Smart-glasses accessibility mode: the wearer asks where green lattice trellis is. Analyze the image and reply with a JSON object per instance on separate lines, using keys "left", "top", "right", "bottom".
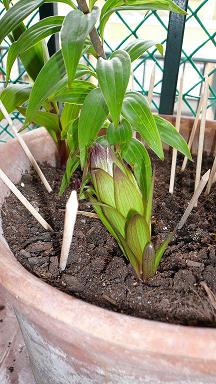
{"left": 0, "top": 0, "right": 215, "bottom": 142}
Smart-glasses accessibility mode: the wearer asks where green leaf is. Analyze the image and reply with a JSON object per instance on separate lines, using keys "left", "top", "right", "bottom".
{"left": 121, "top": 138, "right": 152, "bottom": 202}
{"left": 107, "top": 119, "right": 132, "bottom": 145}
{"left": 61, "top": 7, "right": 100, "bottom": 85}
{"left": 97, "top": 50, "right": 131, "bottom": 127}
{"left": 145, "top": 172, "right": 154, "bottom": 230}
{"left": 113, "top": 165, "right": 144, "bottom": 218}
{"left": 154, "top": 232, "right": 174, "bottom": 270}
{"left": 89, "top": 0, "right": 98, "bottom": 10}
{"left": 89, "top": 194, "right": 140, "bottom": 274}
{"left": 0, "top": 0, "right": 45, "bottom": 44}
{"left": 122, "top": 92, "right": 164, "bottom": 159}
{"left": 126, "top": 213, "right": 150, "bottom": 266}
{"left": 6, "top": 16, "right": 64, "bottom": 81}
{"left": 0, "top": 84, "right": 31, "bottom": 121}
{"left": 18, "top": 107, "right": 60, "bottom": 142}
{"left": 125, "top": 39, "right": 163, "bottom": 62}
{"left": 100, "top": 0, "right": 187, "bottom": 38}
{"left": 78, "top": 88, "right": 109, "bottom": 167}
{"left": 60, "top": 154, "right": 80, "bottom": 194}
{"left": 61, "top": 104, "right": 80, "bottom": 138}
{"left": 26, "top": 50, "right": 66, "bottom": 122}
{"left": 102, "top": 205, "right": 126, "bottom": 237}
{"left": 51, "top": 81, "right": 96, "bottom": 104}
{"left": 67, "top": 118, "right": 79, "bottom": 153}
{"left": 92, "top": 169, "right": 115, "bottom": 207}
{"left": 154, "top": 115, "right": 192, "bottom": 160}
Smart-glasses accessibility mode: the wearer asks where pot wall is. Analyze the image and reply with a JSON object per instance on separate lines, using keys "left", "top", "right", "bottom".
{"left": 0, "top": 128, "right": 216, "bottom": 384}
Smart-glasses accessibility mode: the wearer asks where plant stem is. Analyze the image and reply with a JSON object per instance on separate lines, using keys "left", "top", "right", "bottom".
{"left": 77, "top": 0, "right": 106, "bottom": 59}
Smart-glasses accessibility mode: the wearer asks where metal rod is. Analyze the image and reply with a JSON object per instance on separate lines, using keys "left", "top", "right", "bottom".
{"left": 159, "top": 0, "right": 188, "bottom": 115}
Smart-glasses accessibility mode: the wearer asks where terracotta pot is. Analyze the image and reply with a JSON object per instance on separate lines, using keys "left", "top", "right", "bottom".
{"left": 0, "top": 127, "right": 216, "bottom": 384}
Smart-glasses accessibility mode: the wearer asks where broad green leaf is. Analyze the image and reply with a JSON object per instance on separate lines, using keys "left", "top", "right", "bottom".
{"left": 92, "top": 169, "right": 115, "bottom": 207}
{"left": 88, "top": 193, "right": 121, "bottom": 243}
{"left": 121, "top": 138, "right": 152, "bottom": 202}
{"left": 154, "top": 232, "right": 174, "bottom": 270}
{"left": 0, "top": 84, "right": 31, "bottom": 121}
{"left": 78, "top": 88, "right": 109, "bottom": 167}
{"left": 142, "top": 242, "right": 156, "bottom": 280}
{"left": 51, "top": 81, "right": 96, "bottom": 104}
{"left": 6, "top": 16, "right": 64, "bottom": 81}
{"left": 61, "top": 7, "right": 100, "bottom": 85}
{"left": 100, "top": 0, "right": 187, "bottom": 38}
{"left": 60, "top": 154, "right": 80, "bottom": 194}
{"left": 154, "top": 115, "right": 192, "bottom": 160}
{"left": 102, "top": 205, "right": 126, "bottom": 237}
{"left": 12, "top": 21, "right": 46, "bottom": 82}
{"left": 126, "top": 213, "right": 150, "bottom": 264}
{"left": 125, "top": 39, "right": 163, "bottom": 62}
{"left": 61, "top": 104, "right": 80, "bottom": 138}
{"left": 18, "top": 107, "right": 60, "bottom": 142}
{"left": 26, "top": 50, "right": 66, "bottom": 122}
{"left": 113, "top": 165, "right": 144, "bottom": 218}
{"left": 107, "top": 119, "right": 132, "bottom": 145}
{"left": 122, "top": 92, "right": 164, "bottom": 159}
{"left": 97, "top": 50, "right": 131, "bottom": 127}
{"left": 89, "top": 0, "right": 98, "bottom": 11}
{"left": 89, "top": 194, "right": 139, "bottom": 274}
{"left": 67, "top": 118, "right": 79, "bottom": 152}
{"left": 0, "top": 0, "right": 45, "bottom": 44}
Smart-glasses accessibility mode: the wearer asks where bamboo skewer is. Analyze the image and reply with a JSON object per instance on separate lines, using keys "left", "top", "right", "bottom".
{"left": 194, "top": 78, "right": 209, "bottom": 194}
{"left": 181, "top": 92, "right": 204, "bottom": 172}
{"left": 0, "top": 101, "right": 52, "bottom": 193}
{"left": 177, "top": 169, "right": 210, "bottom": 230}
{"left": 59, "top": 190, "right": 78, "bottom": 271}
{"left": 0, "top": 168, "right": 52, "bottom": 231}
{"left": 147, "top": 63, "right": 156, "bottom": 106}
{"left": 205, "top": 154, "right": 216, "bottom": 195}
{"left": 169, "top": 71, "right": 184, "bottom": 194}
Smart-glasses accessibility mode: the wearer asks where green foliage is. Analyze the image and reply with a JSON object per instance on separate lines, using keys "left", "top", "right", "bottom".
{"left": 89, "top": 143, "right": 173, "bottom": 280}
{"left": 97, "top": 50, "right": 131, "bottom": 127}
{"left": 122, "top": 92, "right": 164, "bottom": 159}
{"left": 100, "top": 0, "right": 187, "bottom": 38}
{"left": 0, "top": 0, "right": 190, "bottom": 278}
{"left": 125, "top": 39, "right": 163, "bottom": 61}
{"left": 6, "top": 16, "right": 64, "bottom": 82}
{"left": 61, "top": 7, "right": 99, "bottom": 85}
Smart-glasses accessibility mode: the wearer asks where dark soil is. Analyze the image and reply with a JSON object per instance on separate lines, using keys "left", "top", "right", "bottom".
{"left": 1, "top": 152, "right": 216, "bottom": 326}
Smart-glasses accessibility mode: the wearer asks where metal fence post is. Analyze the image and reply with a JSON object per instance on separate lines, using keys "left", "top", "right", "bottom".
{"left": 159, "top": 0, "right": 188, "bottom": 115}
{"left": 39, "top": 3, "right": 59, "bottom": 56}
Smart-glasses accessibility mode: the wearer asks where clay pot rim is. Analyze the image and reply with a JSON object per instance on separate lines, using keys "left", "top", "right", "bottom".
{"left": 0, "top": 128, "right": 215, "bottom": 362}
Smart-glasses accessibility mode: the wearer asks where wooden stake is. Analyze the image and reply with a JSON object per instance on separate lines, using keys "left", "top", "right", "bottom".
{"left": 147, "top": 63, "right": 156, "bottom": 107}
{"left": 194, "top": 78, "right": 209, "bottom": 193}
{"left": 0, "top": 101, "right": 52, "bottom": 193}
{"left": 181, "top": 92, "right": 204, "bottom": 171}
{"left": 177, "top": 169, "right": 210, "bottom": 230}
{"left": 0, "top": 168, "right": 52, "bottom": 231}
{"left": 59, "top": 190, "right": 78, "bottom": 271}
{"left": 205, "top": 154, "right": 216, "bottom": 195}
{"left": 169, "top": 71, "right": 184, "bottom": 194}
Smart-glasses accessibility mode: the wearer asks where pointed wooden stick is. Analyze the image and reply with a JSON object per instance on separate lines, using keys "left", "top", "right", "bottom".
{"left": 205, "top": 154, "right": 216, "bottom": 195}
{"left": 147, "top": 63, "right": 156, "bottom": 106}
{"left": 177, "top": 169, "right": 210, "bottom": 230}
{"left": 181, "top": 92, "right": 204, "bottom": 172}
{"left": 0, "top": 101, "right": 52, "bottom": 193}
{"left": 194, "top": 78, "right": 209, "bottom": 194}
{"left": 59, "top": 190, "right": 78, "bottom": 271}
{"left": 0, "top": 168, "right": 52, "bottom": 231}
{"left": 169, "top": 71, "right": 184, "bottom": 194}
